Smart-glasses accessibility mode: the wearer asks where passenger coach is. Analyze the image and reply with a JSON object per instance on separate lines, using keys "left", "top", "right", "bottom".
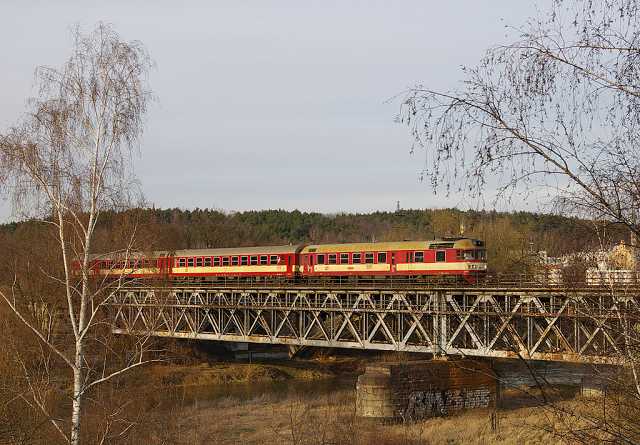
{"left": 170, "top": 245, "right": 301, "bottom": 279}
{"left": 91, "top": 245, "right": 302, "bottom": 281}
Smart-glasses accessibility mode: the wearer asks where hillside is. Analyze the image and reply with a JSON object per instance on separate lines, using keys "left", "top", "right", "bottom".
{"left": 0, "top": 207, "right": 626, "bottom": 275}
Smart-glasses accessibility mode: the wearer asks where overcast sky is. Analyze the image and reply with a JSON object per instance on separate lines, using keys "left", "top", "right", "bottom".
{"left": 0, "top": 1, "right": 541, "bottom": 221}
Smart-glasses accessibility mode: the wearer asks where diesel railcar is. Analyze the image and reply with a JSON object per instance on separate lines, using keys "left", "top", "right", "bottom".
{"left": 88, "top": 237, "right": 487, "bottom": 283}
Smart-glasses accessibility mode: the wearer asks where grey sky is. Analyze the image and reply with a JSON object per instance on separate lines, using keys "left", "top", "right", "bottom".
{"left": 0, "top": 1, "right": 540, "bottom": 221}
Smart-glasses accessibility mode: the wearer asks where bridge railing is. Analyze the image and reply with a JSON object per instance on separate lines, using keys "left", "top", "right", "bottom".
{"left": 127, "top": 272, "right": 640, "bottom": 291}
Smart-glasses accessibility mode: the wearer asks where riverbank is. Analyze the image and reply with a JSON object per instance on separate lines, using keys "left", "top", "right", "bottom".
{"left": 142, "top": 355, "right": 363, "bottom": 387}
{"left": 119, "top": 357, "right": 584, "bottom": 444}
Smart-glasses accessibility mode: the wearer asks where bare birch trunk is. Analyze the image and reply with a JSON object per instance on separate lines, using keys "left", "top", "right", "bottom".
{"left": 71, "top": 345, "right": 84, "bottom": 445}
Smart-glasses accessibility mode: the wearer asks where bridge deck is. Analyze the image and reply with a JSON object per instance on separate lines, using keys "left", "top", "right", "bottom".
{"left": 107, "top": 285, "right": 640, "bottom": 364}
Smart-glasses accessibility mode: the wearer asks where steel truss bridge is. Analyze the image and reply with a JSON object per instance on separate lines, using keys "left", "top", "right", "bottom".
{"left": 107, "top": 285, "right": 640, "bottom": 364}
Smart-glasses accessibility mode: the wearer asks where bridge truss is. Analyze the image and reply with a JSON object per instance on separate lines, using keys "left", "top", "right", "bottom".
{"left": 107, "top": 286, "right": 640, "bottom": 364}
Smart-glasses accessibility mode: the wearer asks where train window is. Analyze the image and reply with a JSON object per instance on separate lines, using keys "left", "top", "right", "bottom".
{"left": 270, "top": 255, "right": 279, "bottom": 265}
{"left": 328, "top": 254, "right": 337, "bottom": 264}
{"left": 352, "top": 253, "right": 361, "bottom": 264}
{"left": 377, "top": 252, "right": 387, "bottom": 263}
{"left": 414, "top": 252, "right": 424, "bottom": 263}
{"left": 340, "top": 253, "right": 349, "bottom": 264}
{"left": 317, "top": 254, "right": 325, "bottom": 265}
{"left": 204, "top": 257, "right": 211, "bottom": 267}
{"left": 429, "top": 242, "right": 455, "bottom": 249}
{"left": 365, "top": 253, "right": 374, "bottom": 264}
{"left": 178, "top": 258, "right": 186, "bottom": 267}
{"left": 241, "top": 256, "right": 248, "bottom": 265}
{"left": 196, "top": 257, "right": 203, "bottom": 267}
{"left": 436, "top": 251, "right": 446, "bottom": 262}
{"left": 187, "top": 258, "right": 194, "bottom": 267}
{"left": 232, "top": 256, "right": 239, "bottom": 266}
{"left": 250, "top": 256, "right": 258, "bottom": 265}
{"left": 222, "top": 257, "right": 230, "bottom": 266}
{"left": 464, "top": 250, "right": 475, "bottom": 260}
{"left": 456, "top": 250, "right": 463, "bottom": 260}
{"left": 213, "top": 257, "right": 221, "bottom": 266}
{"left": 260, "top": 255, "right": 268, "bottom": 265}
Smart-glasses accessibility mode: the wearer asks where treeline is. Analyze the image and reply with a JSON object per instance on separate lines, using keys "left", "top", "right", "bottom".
{"left": 1, "top": 207, "right": 619, "bottom": 274}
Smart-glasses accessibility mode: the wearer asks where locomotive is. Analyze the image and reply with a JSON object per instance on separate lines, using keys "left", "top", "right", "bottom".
{"left": 89, "top": 237, "right": 487, "bottom": 284}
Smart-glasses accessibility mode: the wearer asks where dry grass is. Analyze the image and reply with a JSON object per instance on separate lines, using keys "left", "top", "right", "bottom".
{"left": 155, "top": 387, "right": 580, "bottom": 445}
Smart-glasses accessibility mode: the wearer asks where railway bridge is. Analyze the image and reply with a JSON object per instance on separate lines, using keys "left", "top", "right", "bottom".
{"left": 106, "top": 284, "right": 640, "bottom": 364}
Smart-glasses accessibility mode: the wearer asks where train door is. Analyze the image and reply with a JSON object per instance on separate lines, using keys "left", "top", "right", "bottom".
{"left": 158, "top": 254, "right": 169, "bottom": 279}
{"left": 308, "top": 254, "right": 313, "bottom": 273}
{"left": 391, "top": 252, "right": 396, "bottom": 273}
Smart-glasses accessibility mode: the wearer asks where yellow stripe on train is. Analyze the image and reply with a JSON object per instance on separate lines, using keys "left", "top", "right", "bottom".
{"left": 396, "top": 262, "right": 487, "bottom": 271}
{"left": 312, "top": 264, "right": 391, "bottom": 272}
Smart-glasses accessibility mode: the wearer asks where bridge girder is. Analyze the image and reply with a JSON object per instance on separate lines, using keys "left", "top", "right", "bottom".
{"left": 106, "top": 286, "right": 640, "bottom": 364}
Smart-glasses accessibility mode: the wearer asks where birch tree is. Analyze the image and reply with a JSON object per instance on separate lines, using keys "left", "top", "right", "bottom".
{"left": 0, "top": 23, "right": 154, "bottom": 444}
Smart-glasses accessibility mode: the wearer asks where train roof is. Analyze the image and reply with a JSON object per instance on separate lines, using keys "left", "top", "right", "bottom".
{"left": 90, "top": 245, "right": 301, "bottom": 260}
{"left": 300, "top": 238, "right": 483, "bottom": 253}
{"left": 174, "top": 245, "right": 301, "bottom": 256}
{"left": 90, "top": 239, "right": 484, "bottom": 260}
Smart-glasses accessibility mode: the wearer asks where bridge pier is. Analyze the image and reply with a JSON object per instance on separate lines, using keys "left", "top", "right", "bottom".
{"left": 356, "top": 359, "right": 496, "bottom": 420}
{"left": 355, "top": 358, "right": 619, "bottom": 420}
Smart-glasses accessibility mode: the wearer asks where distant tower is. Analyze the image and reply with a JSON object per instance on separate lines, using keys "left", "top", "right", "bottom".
{"left": 396, "top": 201, "right": 401, "bottom": 212}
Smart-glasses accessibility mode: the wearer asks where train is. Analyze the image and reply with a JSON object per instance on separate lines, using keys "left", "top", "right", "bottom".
{"left": 88, "top": 237, "right": 488, "bottom": 284}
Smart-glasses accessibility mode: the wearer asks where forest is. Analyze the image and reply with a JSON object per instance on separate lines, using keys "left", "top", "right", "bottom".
{"left": 0, "top": 206, "right": 624, "bottom": 277}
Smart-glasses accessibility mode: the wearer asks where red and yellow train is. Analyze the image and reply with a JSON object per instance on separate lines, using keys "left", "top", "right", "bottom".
{"left": 89, "top": 237, "right": 487, "bottom": 283}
